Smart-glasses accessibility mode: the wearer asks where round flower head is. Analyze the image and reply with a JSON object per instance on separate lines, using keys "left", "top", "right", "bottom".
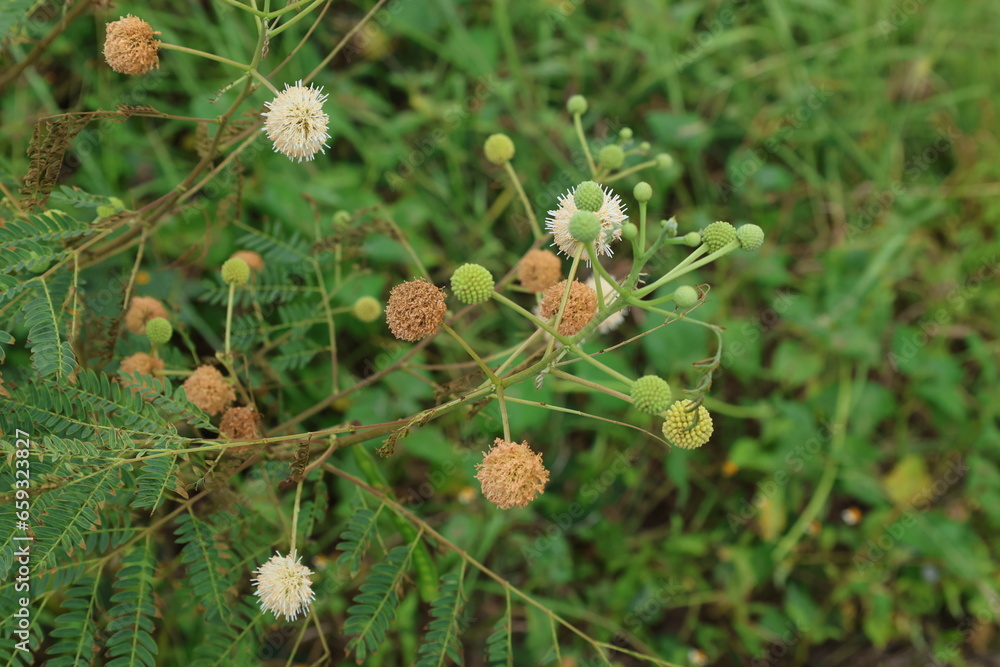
{"left": 585, "top": 275, "right": 626, "bottom": 334}
{"left": 125, "top": 296, "right": 168, "bottom": 335}
{"left": 633, "top": 181, "right": 652, "bottom": 202}
{"left": 683, "top": 232, "right": 701, "bottom": 247}
{"left": 619, "top": 127, "right": 633, "bottom": 141}
{"left": 736, "top": 224, "right": 765, "bottom": 251}
{"left": 673, "top": 285, "right": 699, "bottom": 309}
{"left": 662, "top": 399, "right": 713, "bottom": 450}
{"left": 631, "top": 375, "right": 672, "bottom": 415}
{"left": 566, "top": 94, "right": 588, "bottom": 115}
{"left": 573, "top": 181, "right": 604, "bottom": 212}
{"left": 144, "top": 317, "right": 172, "bottom": 345}
{"left": 517, "top": 249, "right": 561, "bottom": 293}
{"left": 103, "top": 15, "right": 160, "bottom": 75}
{"left": 386, "top": 279, "right": 447, "bottom": 341}
{"left": 475, "top": 439, "right": 550, "bottom": 510}
{"left": 352, "top": 296, "right": 382, "bottom": 322}
{"left": 568, "top": 212, "right": 601, "bottom": 244}
{"left": 231, "top": 250, "right": 265, "bottom": 272}
{"left": 450, "top": 263, "right": 494, "bottom": 305}
{"left": 599, "top": 144, "right": 625, "bottom": 170}
{"left": 539, "top": 280, "right": 597, "bottom": 336}
{"left": 220, "top": 405, "right": 262, "bottom": 448}
{"left": 262, "top": 80, "right": 330, "bottom": 162}
{"left": 655, "top": 153, "right": 674, "bottom": 169}
{"left": 701, "top": 221, "right": 736, "bottom": 253}
{"left": 546, "top": 184, "right": 627, "bottom": 260}
{"left": 119, "top": 352, "right": 164, "bottom": 379}
{"left": 252, "top": 550, "right": 315, "bottom": 622}
{"left": 221, "top": 257, "right": 250, "bottom": 286}
{"left": 483, "top": 133, "right": 515, "bottom": 165}
{"left": 182, "top": 365, "right": 236, "bottom": 416}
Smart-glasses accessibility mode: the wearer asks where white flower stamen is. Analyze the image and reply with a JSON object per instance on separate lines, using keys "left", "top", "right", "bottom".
{"left": 251, "top": 550, "right": 315, "bottom": 622}
{"left": 262, "top": 80, "right": 331, "bottom": 162}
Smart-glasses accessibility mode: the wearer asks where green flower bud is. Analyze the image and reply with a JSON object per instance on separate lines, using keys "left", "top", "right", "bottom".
{"left": 638, "top": 141, "right": 651, "bottom": 152}
{"left": 633, "top": 182, "right": 652, "bottom": 202}
{"left": 736, "top": 223, "right": 765, "bottom": 251}
{"left": 109, "top": 196, "right": 125, "bottom": 210}
{"left": 573, "top": 181, "right": 604, "bottom": 212}
{"left": 333, "top": 210, "right": 351, "bottom": 226}
{"left": 145, "top": 317, "right": 172, "bottom": 345}
{"left": 655, "top": 153, "right": 673, "bottom": 169}
{"left": 484, "top": 133, "right": 515, "bottom": 165}
{"left": 599, "top": 145, "right": 625, "bottom": 170}
{"left": 631, "top": 375, "right": 672, "bottom": 415}
{"left": 568, "top": 211, "right": 601, "bottom": 244}
{"left": 352, "top": 296, "right": 382, "bottom": 322}
{"left": 450, "top": 263, "right": 494, "bottom": 304}
{"left": 683, "top": 232, "right": 701, "bottom": 247}
{"left": 96, "top": 205, "right": 116, "bottom": 218}
{"left": 567, "top": 94, "right": 588, "bottom": 115}
{"left": 619, "top": 127, "right": 633, "bottom": 141}
{"left": 620, "top": 222, "right": 638, "bottom": 241}
{"left": 221, "top": 257, "right": 250, "bottom": 286}
{"left": 702, "top": 221, "right": 737, "bottom": 253}
{"left": 673, "top": 285, "right": 699, "bottom": 309}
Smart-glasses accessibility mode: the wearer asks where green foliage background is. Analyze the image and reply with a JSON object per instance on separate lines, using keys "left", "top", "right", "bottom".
{"left": 1, "top": 0, "right": 999, "bottom": 665}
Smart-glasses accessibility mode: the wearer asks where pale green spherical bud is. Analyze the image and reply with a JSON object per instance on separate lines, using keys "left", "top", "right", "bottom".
{"left": 655, "top": 153, "right": 673, "bottom": 169}
{"left": 567, "top": 94, "right": 588, "bottom": 115}
{"left": 352, "top": 296, "right": 382, "bottom": 322}
{"left": 638, "top": 141, "right": 651, "bottom": 152}
{"left": 450, "top": 263, "right": 494, "bottom": 304}
{"left": 145, "top": 317, "right": 172, "bottom": 345}
{"left": 736, "top": 224, "right": 765, "bottom": 251}
{"left": 620, "top": 222, "right": 638, "bottom": 241}
{"left": 333, "top": 210, "right": 351, "bottom": 226}
{"left": 484, "top": 133, "right": 515, "bottom": 165}
{"left": 683, "top": 232, "right": 702, "bottom": 247}
{"left": 221, "top": 257, "right": 250, "bottom": 286}
{"left": 619, "top": 127, "right": 633, "bottom": 141}
{"left": 573, "top": 181, "right": 604, "bottom": 212}
{"left": 702, "top": 221, "right": 737, "bottom": 253}
{"left": 631, "top": 375, "right": 672, "bottom": 415}
{"left": 599, "top": 145, "right": 625, "bottom": 170}
{"left": 633, "top": 182, "right": 652, "bottom": 202}
{"left": 673, "top": 285, "right": 699, "bottom": 309}
{"left": 568, "top": 211, "right": 601, "bottom": 244}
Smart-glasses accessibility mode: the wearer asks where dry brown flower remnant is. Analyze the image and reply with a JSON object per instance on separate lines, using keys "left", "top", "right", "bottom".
{"left": 120, "top": 352, "right": 164, "bottom": 378}
{"left": 182, "top": 365, "right": 236, "bottom": 416}
{"left": 517, "top": 249, "right": 562, "bottom": 293}
{"left": 220, "top": 406, "right": 262, "bottom": 453}
{"left": 385, "top": 279, "right": 447, "bottom": 342}
{"left": 231, "top": 250, "right": 265, "bottom": 273}
{"left": 538, "top": 280, "right": 598, "bottom": 336}
{"left": 125, "top": 296, "right": 168, "bottom": 335}
{"left": 103, "top": 15, "right": 161, "bottom": 75}
{"left": 475, "top": 439, "right": 550, "bottom": 509}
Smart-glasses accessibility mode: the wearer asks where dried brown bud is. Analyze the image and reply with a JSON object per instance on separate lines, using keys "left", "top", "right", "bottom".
{"left": 475, "top": 439, "right": 550, "bottom": 510}
{"left": 517, "top": 249, "right": 562, "bottom": 293}
{"left": 119, "top": 352, "right": 164, "bottom": 378}
{"left": 103, "top": 15, "right": 161, "bottom": 75}
{"left": 385, "top": 279, "right": 447, "bottom": 342}
{"left": 231, "top": 250, "right": 265, "bottom": 273}
{"left": 220, "top": 406, "right": 262, "bottom": 453}
{"left": 538, "top": 280, "right": 597, "bottom": 336}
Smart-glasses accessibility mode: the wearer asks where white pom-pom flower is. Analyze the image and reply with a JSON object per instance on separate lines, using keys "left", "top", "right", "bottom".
{"left": 262, "top": 80, "right": 330, "bottom": 162}
{"left": 251, "top": 550, "right": 316, "bottom": 621}
{"left": 546, "top": 185, "right": 627, "bottom": 261}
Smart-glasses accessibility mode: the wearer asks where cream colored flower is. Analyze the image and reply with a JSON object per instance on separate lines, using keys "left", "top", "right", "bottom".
{"left": 262, "top": 80, "right": 331, "bottom": 162}
{"left": 546, "top": 185, "right": 627, "bottom": 259}
{"left": 475, "top": 439, "right": 550, "bottom": 509}
{"left": 252, "top": 550, "right": 315, "bottom": 622}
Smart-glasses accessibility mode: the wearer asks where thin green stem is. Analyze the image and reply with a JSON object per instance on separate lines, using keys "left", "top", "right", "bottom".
{"left": 638, "top": 201, "right": 648, "bottom": 253}
{"left": 502, "top": 161, "right": 542, "bottom": 239}
{"left": 218, "top": 0, "right": 268, "bottom": 16}
{"left": 550, "top": 369, "right": 630, "bottom": 400}
{"left": 573, "top": 113, "right": 597, "bottom": 176}
{"left": 224, "top": 283, "right": 236, "bottom": 362}
{"left": 441, "top": 323, "right": 499, "bottom": 386}
{"left": 267, "top": 0, "right": 326, "bottom": 36}
{"left": 249, "top": 68, "right": 279, "bottom": 94}
{"left": 603, "top": 159, "right": 659, "bottom": 183}
{"left": 289, "top": 479, "right": 304, "bottom": 554}
{"left": 159, "top": 42, "right": 249, "bottom": 69}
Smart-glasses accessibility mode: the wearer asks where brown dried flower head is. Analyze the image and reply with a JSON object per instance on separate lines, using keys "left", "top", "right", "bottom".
{"left": 517, "top": 249, "right": 562, "bottom": 293}
{"left": 475, "top": 439, "right": 550, "bottom": 510}
{"left": 386, "top": 279, "right": 447, "bottom": 342}
{"left": 231, "top": 250, "right": 265, "bottom": 273}
{"left": 220, "top": 406, "right": 262, "bottom": 453}
{"left": 125, "top": 296, "right": 168, "bottom": 335}
{"left": 103, "top": 15, "right": 161, "bottom": 75}
{"left": 119, "top": 352, "right": 164, "bottom": 378}
{"left": 538, "top": 280, "right": 598, "bottom": 336}
{"left": 182, "top": 365, "right": 236, "bottom": 416}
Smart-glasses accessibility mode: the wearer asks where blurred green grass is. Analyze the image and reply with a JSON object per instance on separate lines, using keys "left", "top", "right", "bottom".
{"left": 2, "top": 0, "right": 1000, "bottom": 664}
